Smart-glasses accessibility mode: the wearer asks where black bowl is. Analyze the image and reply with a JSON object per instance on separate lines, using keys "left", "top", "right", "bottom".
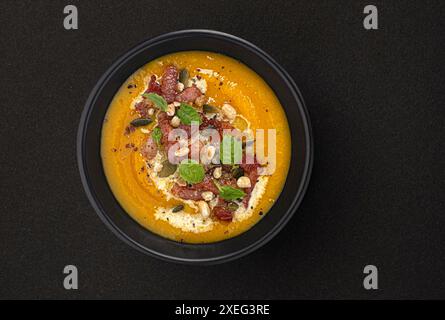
{"left": 77, "top": 30, "right": 313, "bottom": 265}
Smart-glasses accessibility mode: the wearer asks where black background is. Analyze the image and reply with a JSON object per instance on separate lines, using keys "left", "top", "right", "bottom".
{"left": 0, "top": 0, "right": 444, "bottom": 299}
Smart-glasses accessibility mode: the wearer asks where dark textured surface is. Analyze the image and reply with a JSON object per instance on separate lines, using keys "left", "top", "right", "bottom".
{"left": 0, "top": 0, "right": 444, "bottom": 299}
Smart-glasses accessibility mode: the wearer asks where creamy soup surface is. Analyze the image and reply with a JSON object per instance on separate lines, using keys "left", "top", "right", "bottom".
{"left": 101, "top": 51, "right": 291, "bottom": 243}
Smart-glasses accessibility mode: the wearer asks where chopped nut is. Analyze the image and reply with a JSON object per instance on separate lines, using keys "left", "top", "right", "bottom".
{"left": 177, "top": 82, "right": 185, "bottom": 92}
{"left": 177, "top": 178, "right": 187, "bottom": 186}
{"left": 209, "top": 197, "right": 218, "bottom": 209}
{"left": 222, "top": 103, "right": 236, "bottom": 120}
{"left": 201, "top": 191, "right": 214, "bottom": 202}
{"left": 170, "top": 116, "right": 180, "bottom": 127}
{"left": 185, "top": 79, "right": 194, "bottom": 88}
{"left": 148, "top": 108, "right": 155, "bottom": 116}
{"left": 166, "top": 103, "right": 176, "bottom": 116}
{"left": 197, "top": 200, "right": 210, "bottom": 218}
{"left": 211, "top": 151, "right": 220, "bottom": 164}
{"left": 194, "top": 95, "right": 208, "bottom": 107}
{"left": 200, "top": 145, "right": 216, "bottom": 164}
{"left": 174, "top": 146, "right": 190, "bottom": 157}
{"left": 236, "top": 176, "right": 251, "bottom": 188}
{"left": 243, "top": 128, "right": 254, "bottom": 140}
{"left": 153, "top": 162, "right": 163, "bottom": 173}
{"left": 213, "top": 166, "right": 222, "bottom": 179}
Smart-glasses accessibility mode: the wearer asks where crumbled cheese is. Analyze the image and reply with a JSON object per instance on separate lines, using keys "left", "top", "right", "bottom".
{"left": 151, "top": 169, "right": 269, "bottom": 231}
{"left": 197, "top": 68, "right": 214, "bottom": 76}
{"left": 197, "top": 68, "right": 220, "bottom": 78}
{"left": 129, "top": 95, "right": 141, "bottom": 110}
{"left": 185, "top": 79, "right": 194, "bottom": 88}
{"left": 155, "top": 207, "right": 214, "bottom": 233}
{"left": 140, "top": 128, "right": 150, "bottom": 134}
{"left": 233, "top": 176, "right": 269, "bottom": 222}
{"left": 186, "top": 76, "right": 208, "bottom": 94}
{"left": 194, "top": 78, "right": 207, "bottom": 94}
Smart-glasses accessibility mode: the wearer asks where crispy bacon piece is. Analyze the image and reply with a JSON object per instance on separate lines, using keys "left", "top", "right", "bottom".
{"left": 171, "top": 185, "right": 202, "bottom": 201}
{"left": 175, "top": 86, "right": 202, "bottom": 103}
{"left": 141, "top": 137, "right": 158, "bottom": 160}
{"left": 240, "top": 162, "right": 260, "bottom": 175}
{"left": 161, "top": 65, "right": 178, "bottom": 103}
{"left": 156, "top": 112, "right": 200, "bottom": 164}
{"left": 213, "top": 205, "right": 233, "bottom": 221}
{"left": 195, "top": 176, "right": 220, "bottom": 194}
{"left": 157, "top": 112, "right": 175, "bottom": 147}
{"left": 124, "top": 125, "right": 136, "bottom": 135}
{"left": 134, "top": 101, "right": 151, "bottom": 118}
{"left": 171, "top": 176, "right": 219, "bottom": 201}
{"left": 240, "top": 160, "right": 260, "bottom": 205}
{"left": 178, "top": 123, "right": 191, "bottom": 136}
{"left": 200, "top": 116, "right": 234, "bottom": 136}
{"left": 219, "top": 176, "right": 237, "bottom": 188}
{"left": 145, "top": 75, "right": 162, "bottom": 95}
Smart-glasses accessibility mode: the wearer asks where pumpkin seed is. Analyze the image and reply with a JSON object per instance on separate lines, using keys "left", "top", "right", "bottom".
{"left": 203, "top": 104, "right": 218, "bottom": 114}
{"left": 172, "top": 204, "right": 184, "bottom": 213}
{"left": 228, "top": 203, "right": 239, "bottom": 211}
{"left": 232, "top": 167, "right": 244, "bottom": 179}
{"left": 179, "top": 69, "right": 189, "bottom": 84}
{"left": 130, "top": 118, "right": 152, "bottom": 127}
{"left": 157, "top": 160, "right": 177, "bottom": 177}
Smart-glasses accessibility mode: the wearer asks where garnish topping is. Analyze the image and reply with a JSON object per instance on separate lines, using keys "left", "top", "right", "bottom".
{"left": 177, "top": 103, "right": 201, "bottom": 125}
{"left": 178, "top": 160, "right": 205, "bottom": 184}
{"left": 143, "top": 93, "right": 167, "bottom": 111}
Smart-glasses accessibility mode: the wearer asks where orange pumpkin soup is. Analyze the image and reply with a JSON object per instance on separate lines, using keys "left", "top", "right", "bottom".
{"left": 101, "top": 51, "right": 291, "bottom": 243}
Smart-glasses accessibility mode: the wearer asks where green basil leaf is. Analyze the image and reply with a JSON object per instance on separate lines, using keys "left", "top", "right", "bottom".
{"left": 177, "top": 103, "right": 201, "bottom": 125}
{"left": 178, "top": 160, "right": 205, "bottom": 184}
{"left": 220, "top": 135, "right": 242, "bottom": 165}
{"left": 152, "top": 127, "right": 162, "bottom": 145}
{"left": 218, "top": 185, "right": 246, "bottom": 201}
{"left": 143, "top": 93, "right": 167, "bottom": 111}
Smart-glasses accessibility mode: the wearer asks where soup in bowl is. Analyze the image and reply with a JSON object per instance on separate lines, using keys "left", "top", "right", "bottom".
{"left": 78, "top": 30, "right": 312, "bottom": 264}
{"left": 101, "top": 51, "right": 291, "bottom": 243}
